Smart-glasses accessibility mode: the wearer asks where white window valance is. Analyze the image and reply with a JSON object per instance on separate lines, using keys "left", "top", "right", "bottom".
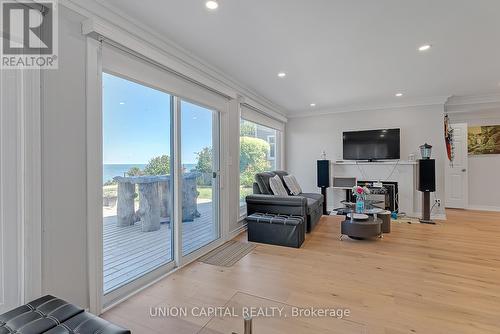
{"left": 240, "top": 103, "right": 285, "bottom": 132}
{"left": 102, "top": 43, "right": 229, "bottom": 112}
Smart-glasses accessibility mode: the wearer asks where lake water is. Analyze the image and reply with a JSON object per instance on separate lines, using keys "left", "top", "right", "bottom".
{"left": 103, "top": 163, "right": 196, "bottom": 184}
{"left": 103, "top": 164, "right": 146, "bottom": 183}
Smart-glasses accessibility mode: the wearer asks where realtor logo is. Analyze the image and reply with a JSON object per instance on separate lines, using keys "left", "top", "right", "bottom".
{"left": 1, "top": 0, "right": 58, "bottom": 69}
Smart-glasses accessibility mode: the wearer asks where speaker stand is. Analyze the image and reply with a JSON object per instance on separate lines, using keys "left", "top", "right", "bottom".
{"left": 419, "top": 192, "right": 435, "bottom": 224}
{"left": 320, "top": 187, "right": 330, "bottom": 215}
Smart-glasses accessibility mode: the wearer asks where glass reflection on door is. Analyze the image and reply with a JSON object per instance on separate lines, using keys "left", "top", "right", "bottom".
{"left": 102, "top": 73, "right": 173, "bottom": 294}
{"left": 180, "top": 100, "right": 220, "bottom": 256}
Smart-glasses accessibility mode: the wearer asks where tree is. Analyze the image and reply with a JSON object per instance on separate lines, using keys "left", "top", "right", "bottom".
{"left": 126, "top": 166, "right": 143, "bottom": 177}
{"left": 194, "top": 147, "right": 213, "bottom": 174}
{"left": 194, "top": 147, "right": 213, "bottom": 186}
{"left": 143, "top": 155, "right": 170, "bottom": 175}
{"left": 239, "top": 137, "right": 271, "bottom": 187}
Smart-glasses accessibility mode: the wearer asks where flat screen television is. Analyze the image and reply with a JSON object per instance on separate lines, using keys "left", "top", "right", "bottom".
{"left": 343, "top": 128, "right": 400, "bottom": 161}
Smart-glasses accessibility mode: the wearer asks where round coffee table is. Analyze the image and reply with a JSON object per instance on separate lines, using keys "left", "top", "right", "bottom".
{"left": 340, "top": 216, "right": 383, "bottom": 240}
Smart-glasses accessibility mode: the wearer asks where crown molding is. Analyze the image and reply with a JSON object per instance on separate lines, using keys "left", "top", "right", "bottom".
{"left": 61, "top": 0, "right": 288, "bottom": 119}
{"left": 446, "top": 93, "right": 500, "bottom": 106}
{"left": 445, "top": 93, "right": 500, "bottom": 113}
{"left": 287, "top": 95, "right": 449, "bottom": 119}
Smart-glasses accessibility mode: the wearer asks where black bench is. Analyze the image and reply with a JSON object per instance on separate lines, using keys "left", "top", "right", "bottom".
{"left": 246, "top": 213, "right": 305, "bottom": 248}
{"left": 0, "top": 295, "right": 129, "bottom": 334}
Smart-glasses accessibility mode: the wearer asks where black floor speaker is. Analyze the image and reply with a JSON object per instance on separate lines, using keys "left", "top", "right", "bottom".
{"left": 317, "top": 160, "right": 331, "bottom": 188}
{"left": 417, "top": 159, "right": 436, "bottom": 192}
{"left": 317, "top": 160, "right": 330, "bottom": 215}
{"left": 417, "top": 159, "right": 436, "bottom": 224}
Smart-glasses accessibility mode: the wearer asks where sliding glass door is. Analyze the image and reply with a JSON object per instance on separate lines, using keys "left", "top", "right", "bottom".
{"left": 181, "top": 100, "right": 220, "bottom": 256}
{"left": 102, "top": 73, "right": 174, "bottom": 295}
{"left": 101, "top": 72, "right": 221, "bottom": 303}
{"left": 99, "top": 43, "right": 225, "bottom": 307}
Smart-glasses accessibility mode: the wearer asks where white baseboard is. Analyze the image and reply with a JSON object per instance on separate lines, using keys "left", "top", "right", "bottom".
{"left": 228, "top": 223, "right": 247, "bottom": 239}
{"left": 405, "top": 212, "right": 447, "bottom": 220}
{"left": 466, "top": 205, "right": 500, "bottom": 212}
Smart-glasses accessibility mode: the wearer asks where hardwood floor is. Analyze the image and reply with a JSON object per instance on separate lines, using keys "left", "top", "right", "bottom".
{"left": 102, "top": 209, "right": 500, "bottom": 333}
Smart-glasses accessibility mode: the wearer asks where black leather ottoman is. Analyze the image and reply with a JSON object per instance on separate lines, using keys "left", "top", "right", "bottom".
{"left": 247, "top": 213, "right": 305, "bottom": 248}
{"left": 0, "top": 295, "right": 129, "bottom": 334}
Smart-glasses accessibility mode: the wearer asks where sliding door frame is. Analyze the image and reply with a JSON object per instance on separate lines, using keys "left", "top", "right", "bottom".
{"left": 177, "top": 98, "right": 222, "bottom": 265}
{"left": 100, "top": 75, "right": 176, "bottom": 307}
{"left": 87, "top": 37, "right": 229, "bottom": 314}
{"left": 86, "top": 37, "right": 104, "bottom": 314}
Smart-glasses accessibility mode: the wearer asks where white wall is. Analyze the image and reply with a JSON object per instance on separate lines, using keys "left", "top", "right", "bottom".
{"left": 286, "top": 104, "right": 447, "bottom": 217}
{"left": 41, "top": 6, "right": 89, "bottom": 307}
{"left": 449, "top": 108, "right": 500, "bottom": 211}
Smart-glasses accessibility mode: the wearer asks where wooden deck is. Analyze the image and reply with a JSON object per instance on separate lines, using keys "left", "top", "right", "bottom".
{"left": 103, "top": 202, "right": 217, "bottom": 293}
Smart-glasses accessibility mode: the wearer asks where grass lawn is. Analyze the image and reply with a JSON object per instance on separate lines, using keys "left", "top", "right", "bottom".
{"left": 198, "top": 186, "right": 213, "bottom": 200}
{"left": 103, "top": 183, "right": 118, "bottom": 198}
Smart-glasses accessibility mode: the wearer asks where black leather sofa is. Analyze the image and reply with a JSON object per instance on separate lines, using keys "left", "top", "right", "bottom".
{"left": 246, "top": 171, "right": 324, "bottom": 232}
{"left": 0, "top": 295, "right": 129, "bottom": 334}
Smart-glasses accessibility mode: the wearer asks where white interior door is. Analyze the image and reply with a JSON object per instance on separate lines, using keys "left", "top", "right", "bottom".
{"left": 445, "top": 123, "right": 468, "bottom": 209}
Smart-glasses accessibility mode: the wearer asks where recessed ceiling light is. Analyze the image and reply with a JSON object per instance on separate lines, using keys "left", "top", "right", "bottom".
{"left": 418, "top": 44, "right": 432, "bottom": 52}
{"left": 395, "top": 93, "right": 403, "bottom": 97}
{"left": 119, "top": 102, "right": 125, "bottom": 105}
{"left": 310, "top": 103, "right": 316, "bottom": 107}
{"left": 277, "top": 72, "right": 287, "bottom": 78}
{"left": 205, "top": 0, "right": 218, "bottom": 10}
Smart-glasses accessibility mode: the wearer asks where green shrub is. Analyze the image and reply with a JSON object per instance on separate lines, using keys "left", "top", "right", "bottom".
{"left": 126, "top": 166, "right": 143, "bottom": 176}
{"left": 239, "top": 136, "right": 270, "bottom": 187}
{"left": 143, "top": 155, "right": 170, "bottom": 175}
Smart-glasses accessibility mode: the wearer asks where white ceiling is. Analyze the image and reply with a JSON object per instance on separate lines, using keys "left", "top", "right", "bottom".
{"left": 97, "top": 0, "right": 500, "bottom": 116}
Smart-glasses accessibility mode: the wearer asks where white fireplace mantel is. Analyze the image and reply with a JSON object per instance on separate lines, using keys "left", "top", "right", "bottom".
{"left": 333, "top": 160, "right": 417, "bottom": 165}
{"left": 331, "top": 160, "right": 418, "bottom": 217}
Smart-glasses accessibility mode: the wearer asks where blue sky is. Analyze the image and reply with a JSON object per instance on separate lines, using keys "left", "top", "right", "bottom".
{"left": 103, "top": 73, "right": 213, "bottom": 164}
